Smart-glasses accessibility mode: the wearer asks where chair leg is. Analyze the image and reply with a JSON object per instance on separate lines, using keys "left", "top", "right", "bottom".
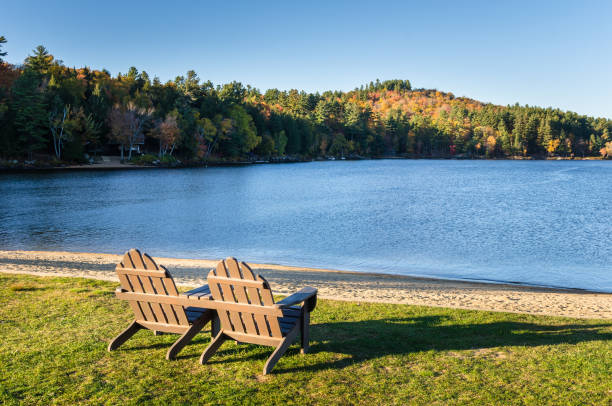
{"left": 108, "top": 320, "right": 142, "bottom": 352}
{"left": 200, "top": 331, "right": 228, "bottom": 364}
{"left": 211, "top": 314, "right": 220, "bottom": 337}
{"left": 263, "top": 328, "right": 299, "bottom": 375}
{"left": 167, "top": 312, "right": 213, "bottom": 360}
{"left": 300, "top": 310, "right": 310, "bottom": 354}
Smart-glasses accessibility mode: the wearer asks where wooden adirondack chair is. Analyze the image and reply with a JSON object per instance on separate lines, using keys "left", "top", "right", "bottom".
{"left": 199, "top": 257, "right": 317, "bottom": 375}
{"left": 108, "top": 249, "right": 214, "bottom": 360}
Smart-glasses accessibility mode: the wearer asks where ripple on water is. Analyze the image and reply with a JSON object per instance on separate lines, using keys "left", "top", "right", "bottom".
{"left": 0, "top": 160, "right": 611, "bottom": 291}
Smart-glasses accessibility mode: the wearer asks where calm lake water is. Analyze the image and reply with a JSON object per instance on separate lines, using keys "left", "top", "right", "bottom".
{"left": 1, "top": 160, "right": 611, "bottom": 291}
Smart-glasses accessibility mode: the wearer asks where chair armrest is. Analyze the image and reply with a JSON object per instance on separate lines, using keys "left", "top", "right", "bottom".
{"left": 115, "top": 287, "right": 125, "bottom": 296}
{"left": 183, "top": 284, "right": 210, "bottom": 297}
{"left": 276, "top": 287, "right": 317, "bottom": 312}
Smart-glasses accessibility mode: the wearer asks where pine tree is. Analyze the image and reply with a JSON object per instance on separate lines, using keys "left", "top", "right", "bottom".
{"left": 512, "top": 115, "right": 525, "bottom": 155}
{"left": 11, "top": 70, "right": 48, "bottom": 159}
{"left": 0, "top": 36, "right": 7, "bottom": 63}
{"left": 24, "top": 45, "right": 54, "bottom": 74}
{"left": 538, "top": 118, "right": 553, "bottom": 153}
{"left": 525, "top": 115, "right": 539, "bottom": 155}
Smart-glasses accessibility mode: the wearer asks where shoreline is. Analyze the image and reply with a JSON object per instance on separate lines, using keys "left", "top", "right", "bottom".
{"left": 1, "top": 249, "right": 611, "bottom": 319}
{"left": 0, "top": 248, "right": 597, "bottom": 293}
{"left": 0, "top": 155, "right": 607, "bottom": 173}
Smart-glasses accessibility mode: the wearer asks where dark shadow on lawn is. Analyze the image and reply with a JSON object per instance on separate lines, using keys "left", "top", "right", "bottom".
{"left": 121, "top": 331, "right": 210, "bottom": 353}
{"left": 122, "top": 332, "right": 273, "bottom": 362}
{"left": 9, "top": 285, "right": 46, "bottom": 292}
{"left": 275, "top": 316, "right": 612, "bottom": 374}
{"left": 112, "top": 316, "right": 612, "bottom": 369}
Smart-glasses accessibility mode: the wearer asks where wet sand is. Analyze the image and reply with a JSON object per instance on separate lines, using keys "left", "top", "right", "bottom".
{"left": 1, "top": 250, "right": 610, "bottom": 319}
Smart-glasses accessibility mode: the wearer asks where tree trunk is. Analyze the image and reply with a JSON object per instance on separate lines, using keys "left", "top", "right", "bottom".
{"left": 204, "top": 133, "right": 221, "bottom": 167}
{"left": 51, "top": 130, "right": 59, "bottom": 159}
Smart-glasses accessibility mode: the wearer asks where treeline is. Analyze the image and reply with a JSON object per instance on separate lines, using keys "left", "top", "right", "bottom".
{"left": 1, "top": 39, "right": 611, "bottom": 163}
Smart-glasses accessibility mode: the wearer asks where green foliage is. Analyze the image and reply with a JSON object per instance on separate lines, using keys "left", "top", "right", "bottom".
{"left": 255, "top": 132, "right": 275, "bottom": 156}
{"left": 62, "top": 136, "right": 85, "bottom": 162}
{"left": 160, "top": 154, "right": 178, "bottom": 165}
{"left": 11, "top": 69, "right": 47, "bottom": 158}
{"left": 24, "top": 45, "right": 55, "bottom": 74}
{"left": 1, "top": 273, "right": 612, "bottom": 405}
{"left": 218, "top": 81, "right": 247, "bottom": 105}
{"left": 131, "top": 153, "right": 157, "bottom": 164}
{"left": 367, "top": 79, "right": 412, "bottom": 92}
{"left": 274, "top": 131, "right": 288, "bottom": 155}
{"left": 222, "top": 104, "right": 260, "bottom": 156}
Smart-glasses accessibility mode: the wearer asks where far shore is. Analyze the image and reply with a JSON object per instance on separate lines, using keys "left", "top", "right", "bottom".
{"left": 0, "top": 154, "right": 608, "bottom": 172}
{"left": 1, "top": 249, "right": 611, "bottom": 320}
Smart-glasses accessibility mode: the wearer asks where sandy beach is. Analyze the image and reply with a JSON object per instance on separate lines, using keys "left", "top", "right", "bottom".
{"left": 1, "top": 249, "right": 611, "bottom": 319}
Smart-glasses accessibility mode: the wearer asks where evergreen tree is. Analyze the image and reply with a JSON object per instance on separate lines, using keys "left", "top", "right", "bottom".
{"left": 538, "top": 118, "right": 553, "bottom": 153}
{"left": 525, "top": 115, "right": 539, "bottom": 155}
{"left": 0, "top": 36, "right": 7, "bottom": 63}
{"left": 11, "top": 70, "right": 48, "bottom": 159}
{"left": 512, "top": 114, "right": 525, "bottom": 155}
{"left": 24, "top": 46, "right": 54, "bottom": 74}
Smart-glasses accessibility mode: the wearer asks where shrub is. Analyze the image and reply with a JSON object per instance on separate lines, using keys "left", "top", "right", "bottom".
{"left": 131, "top": 154, "right": 158, "bottom": 165}
{"left": 160, "top": 154, "right": 178, "bottom": 165}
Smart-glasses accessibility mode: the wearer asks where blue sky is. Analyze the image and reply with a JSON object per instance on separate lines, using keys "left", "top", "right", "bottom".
{"left": 3, "top": 0, "right": 611, "bottom": 118}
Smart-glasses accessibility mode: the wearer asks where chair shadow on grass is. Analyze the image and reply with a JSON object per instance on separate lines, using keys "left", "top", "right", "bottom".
{"left": 274, "top": 315, "right": 612, "bottom": 374}
{"left": 121, "top": 332, "right": 210, "bottom": 353}
{"left": 121, "top": 330, "right": 264, "bottom": 361}
{"left": 117, "top": 316, "right": 612, "bottom": 370}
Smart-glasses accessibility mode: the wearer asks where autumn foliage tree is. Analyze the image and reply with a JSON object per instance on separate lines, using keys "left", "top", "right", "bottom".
{"left": 108, "top": 102, "right": 152, "bottom": 161}
{"left": 0, "top": 39, "right": 611, "bottom": 163}
{"left": 152, "top": 112, "right": 180, "bottom": 157}
{"left": 109, "top": 105, "right": 130, "bottom": 161}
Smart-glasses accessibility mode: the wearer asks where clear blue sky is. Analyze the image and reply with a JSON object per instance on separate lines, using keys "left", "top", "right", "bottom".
{"left": 3, "top": 0, "right": 611, "bottom": 118}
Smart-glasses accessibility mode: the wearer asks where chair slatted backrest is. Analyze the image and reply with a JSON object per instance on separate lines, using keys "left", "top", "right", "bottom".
{"left": 208, "top": 258, "right": 284, "bottom": 338}
{"left": 116, "top": 249, "right": 189, "bottom": 326}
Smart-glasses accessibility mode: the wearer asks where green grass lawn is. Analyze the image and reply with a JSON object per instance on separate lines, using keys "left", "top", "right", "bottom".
{"left": 1, "top": 273, "right": 611, "bottom": 405}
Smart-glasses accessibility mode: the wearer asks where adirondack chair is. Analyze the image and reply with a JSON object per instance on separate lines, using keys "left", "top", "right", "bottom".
{"left": 108, "top": 249, "right": 214, "bottom": 360}
{"left": 199, "top": 258, "right": 317, "bottom": 375}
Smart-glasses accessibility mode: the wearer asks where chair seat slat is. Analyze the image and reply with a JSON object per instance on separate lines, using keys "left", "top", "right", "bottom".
{"left": 225, "top": 258, "right": 259, "bottom": 335}
{"left": 207, "top": 276, "right": 265, "bottom": 289}
{"left": 139, "top": 273, "right": 168, "bottom": 323}
{"left": 242, "top": 267, "right": 270, "bottom": 337}
{"left": 151, "top": 277, "right": 178, "bottom": 324}
{"left": 116, "top": 268, "right": 167, "bottom": 277}
{"left": 216, "top": 261, "right": 247, "bottom": 333}
{"left": 160, "top": 273, "right": 189, "bottom": 325}
{"left": 183, "top": 285, "right": 211, "bottom": 297}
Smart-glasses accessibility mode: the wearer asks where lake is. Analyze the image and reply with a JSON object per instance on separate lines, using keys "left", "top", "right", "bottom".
{"left": 1, "top": 160, "right": 611, "bottom": 292}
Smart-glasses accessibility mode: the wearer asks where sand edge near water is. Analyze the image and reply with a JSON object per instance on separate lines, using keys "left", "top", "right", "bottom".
{"left": 1, "top": 250, "right": 611, "bottom": 319}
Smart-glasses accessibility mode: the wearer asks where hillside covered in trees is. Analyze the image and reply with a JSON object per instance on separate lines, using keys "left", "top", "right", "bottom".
{"left": 1, "top": 38, "right": 611, "bottom": 165}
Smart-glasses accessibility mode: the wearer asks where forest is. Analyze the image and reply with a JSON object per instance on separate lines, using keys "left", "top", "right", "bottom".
{"left": 1, "top": 38, "right": 611, "bottom": 165}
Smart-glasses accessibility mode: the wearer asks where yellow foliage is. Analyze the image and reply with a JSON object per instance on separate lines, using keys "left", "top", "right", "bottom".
{"left": 486, "top": 135, "right": 497, "bottom": 151}
{"left": 547, "top": 139, "right": 561, "bottom": 154}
